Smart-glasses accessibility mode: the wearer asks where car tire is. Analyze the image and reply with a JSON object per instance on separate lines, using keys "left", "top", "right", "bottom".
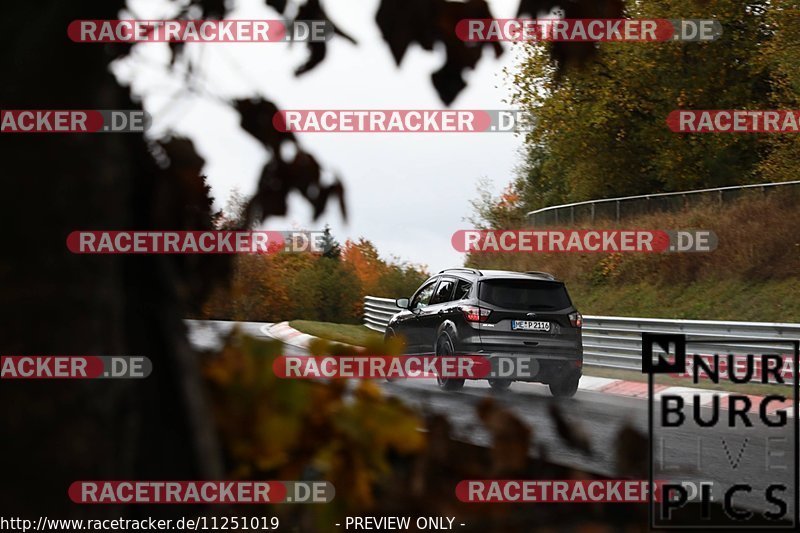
{"left": 436, "top": 334, "right": 465, "bottom": 391}
{"left": 549, "top": 373, "right": 580, "bottom": 398}
{"left": 488, "top": 379, "right": 512, "bottom": 391}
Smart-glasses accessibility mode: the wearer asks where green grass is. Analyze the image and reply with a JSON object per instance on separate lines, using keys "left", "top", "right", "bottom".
{"left": 289, "top": 320, "right": 383, "bottom": 347}
{"left": 568, "top": 278, "right": 800, "bottom": 322}
{"left": 583, "top": 365, "right": 793, "bottom": 398}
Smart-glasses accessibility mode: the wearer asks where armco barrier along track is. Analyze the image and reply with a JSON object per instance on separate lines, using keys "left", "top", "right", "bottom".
{"left": 364, "top": 296, "right": 799, "bottom": 383}
{"left": 526, "top": 179, "right": 800, "bottom": 226}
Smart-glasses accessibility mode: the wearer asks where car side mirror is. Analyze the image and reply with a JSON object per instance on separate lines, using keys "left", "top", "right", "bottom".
{"left": 395, "top": 298, "right": 409, "bottom": 309}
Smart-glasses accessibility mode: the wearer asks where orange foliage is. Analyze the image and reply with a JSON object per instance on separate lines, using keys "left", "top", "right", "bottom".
{"left": 342, "top": 239, "right": 389, "bottom": 296}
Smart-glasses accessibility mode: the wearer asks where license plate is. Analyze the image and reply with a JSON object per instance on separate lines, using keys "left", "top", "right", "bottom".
{"left": 511, "top": 320, "right": 551, "bottom": 332}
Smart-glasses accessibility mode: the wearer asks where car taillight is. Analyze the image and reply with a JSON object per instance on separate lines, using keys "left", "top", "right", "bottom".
{"left": 569, "top": 311, "right": 583, "bottom": 328}
{"left": 462, "top": 305, "right": 491, "bottom": 322}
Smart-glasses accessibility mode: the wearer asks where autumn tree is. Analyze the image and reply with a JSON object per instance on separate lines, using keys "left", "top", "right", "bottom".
{"left": 289, "top": 257, "right": 363, "bottom": 323}
{"left": 343, "top": 238, "right": 430, "bottom": 299}
{"left": 506, "top": 0, "right": 779, "bottom": 213}
{"left": 372, "top": 263, "right": 430, "bottom": 299}
{"left": 320, "top": 225, "right": 342, "bottom": 259}
{"left": 469, "top": 178, "right": 530, "bottom": 230}
{"left": 343, "top": 239, "right": 388, "bottom": 295}
{"left": 757, "top": 0, "right": 800, "bottom": 183}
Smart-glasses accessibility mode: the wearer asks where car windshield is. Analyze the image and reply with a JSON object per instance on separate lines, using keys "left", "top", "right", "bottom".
{"left": 479, "top": 279, "right": 572, "bottom": 310}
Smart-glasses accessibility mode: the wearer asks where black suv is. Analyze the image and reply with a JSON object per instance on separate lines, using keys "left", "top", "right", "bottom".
{"left": 385, "top": 268, "right": 583, "bottom": 397}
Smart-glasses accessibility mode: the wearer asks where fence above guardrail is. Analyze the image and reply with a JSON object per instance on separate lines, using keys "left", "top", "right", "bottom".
{"left": 364, "top": 296, "right": 799, "bottom": 384}
{"left": 525, "top": 180, "right": 800, "bottom": 227}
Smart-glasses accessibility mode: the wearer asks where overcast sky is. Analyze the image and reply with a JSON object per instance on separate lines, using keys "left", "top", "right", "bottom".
{"left": 117, "top": 0, "right": 531, "bottom": 273}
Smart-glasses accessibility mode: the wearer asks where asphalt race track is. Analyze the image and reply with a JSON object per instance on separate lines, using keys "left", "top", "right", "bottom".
{"left": 186, "top": 319, "right": 798, "bottom": 517}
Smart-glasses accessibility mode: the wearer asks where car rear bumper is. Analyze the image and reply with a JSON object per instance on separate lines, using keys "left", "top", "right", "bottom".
{"left": 462, "top": 349, "right": 583, "bottom": 383}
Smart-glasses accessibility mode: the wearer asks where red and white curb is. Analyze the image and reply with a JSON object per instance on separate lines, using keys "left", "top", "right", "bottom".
{"left": 261, "top": 322, "right": 317, "bottom": 349}
{"left": 261, "top": 321, "right": 358, "bottom": 350}
{"left": 578, "top": 376, "right": 795, "bottom": 418}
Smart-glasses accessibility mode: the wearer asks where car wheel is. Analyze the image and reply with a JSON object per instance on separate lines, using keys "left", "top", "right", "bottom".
{"left": 549, "top": 373, "right": 580, "bottom": 398}
{"left": 488, "top": 379, "right": 512, "bottom": 391}
{"left": 436, "top": 334, "right": 464, "bottom": 391}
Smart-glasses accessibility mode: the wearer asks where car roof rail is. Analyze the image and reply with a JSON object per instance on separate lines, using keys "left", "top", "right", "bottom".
{"left": 439, "top": 267, "right": 482, "bottom": 276}
{"left": 525, "top": 270, "right": 556, "bottom": 280}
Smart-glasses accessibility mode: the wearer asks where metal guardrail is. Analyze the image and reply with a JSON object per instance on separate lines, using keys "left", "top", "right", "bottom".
{"left": 364, "top": 296, "right": 798, "bottom": 383}
{"left": 525, "top": 180, "right": 800, "bottom": 227}
{"left": 364, "top": 296, "right": 400, "bottom": 333}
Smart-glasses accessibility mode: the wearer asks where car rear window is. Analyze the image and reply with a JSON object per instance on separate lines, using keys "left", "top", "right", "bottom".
{"left": 478, "top": 279, "right": 572, "bottom": 310}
